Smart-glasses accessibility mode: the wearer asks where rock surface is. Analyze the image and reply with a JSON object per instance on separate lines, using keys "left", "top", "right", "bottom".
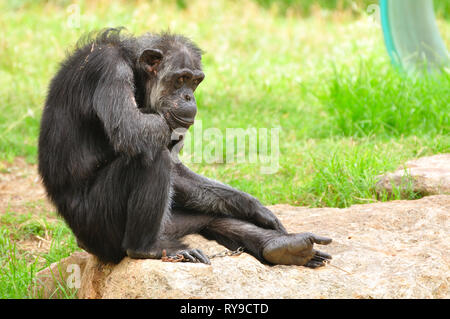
{"left": 32, "top": 251, "right": 90, "bottom": 298}
{"left": 376, "top": 154, "right": 450, "bottom": 196}
{"left": 35, "top": 195, "right": 450, "bottom": 299}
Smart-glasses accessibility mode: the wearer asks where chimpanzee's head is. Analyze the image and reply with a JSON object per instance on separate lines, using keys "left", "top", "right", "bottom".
{"left": 135, "top": 33, "right": 204, "bottom": 130}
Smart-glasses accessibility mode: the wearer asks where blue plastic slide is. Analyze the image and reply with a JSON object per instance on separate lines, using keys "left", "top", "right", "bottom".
{"left": 379, "top": 0, "right": 448, "bottom": 72}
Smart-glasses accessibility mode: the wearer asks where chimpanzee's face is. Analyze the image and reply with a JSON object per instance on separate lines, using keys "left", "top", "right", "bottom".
{"left": 139, "top": 45, "right": 204, "bottom": 130}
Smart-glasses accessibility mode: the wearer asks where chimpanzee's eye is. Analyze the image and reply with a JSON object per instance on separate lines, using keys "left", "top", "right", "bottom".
{"left": 174, "top": 76, "right": 184, "bottom": 88}
{"left": 176, "top": 76, "right": 192, "bottom": 87}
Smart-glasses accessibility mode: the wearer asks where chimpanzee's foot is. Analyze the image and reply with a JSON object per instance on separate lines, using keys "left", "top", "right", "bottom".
{"left": 163, "top": 249, "right": 211, "bottom": 264}
{"left": 126, "top": 240, "right": 210, "bottom": 264}
{"left": 262, "top": 232, "right": 332, "bottom": 267}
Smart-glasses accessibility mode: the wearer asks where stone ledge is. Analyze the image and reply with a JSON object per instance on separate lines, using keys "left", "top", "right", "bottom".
{"left": 33, "top": 195, "right": 450, "bottom": 299}
{"left": 376, "top": 154, "right": 450, "bottom": 196}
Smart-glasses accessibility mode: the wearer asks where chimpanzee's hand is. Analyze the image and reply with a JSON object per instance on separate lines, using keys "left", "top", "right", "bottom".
{"left": 262, "top": 232, "right": 332, "bottom": 267}
{"left": 168, "top": 132, "right": 184, "bottom": 151}
{"left": 251, "top": 204, "right": 288, "bottom": 234}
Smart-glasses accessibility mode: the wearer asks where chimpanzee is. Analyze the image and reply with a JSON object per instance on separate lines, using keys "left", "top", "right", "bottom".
{"left": 38, "top": 28, "right": 332, "bottom": 267}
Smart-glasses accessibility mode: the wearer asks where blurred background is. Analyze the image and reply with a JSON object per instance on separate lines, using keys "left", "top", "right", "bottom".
{"left": 0, "top": 0, "right": 449, "bottom": 298}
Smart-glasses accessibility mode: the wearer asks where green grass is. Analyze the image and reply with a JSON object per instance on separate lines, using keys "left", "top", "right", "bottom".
{"left": 321, "top": 64, "right": 449, "bottom": 137}
{"left": 254, "top": 0, "right": 450, "bottom": 19}
{"left": 0, "top": 210, "right": 79, "bottom": 298}
{"left": 0, "top": 0, "right": 449, "bottom": 298}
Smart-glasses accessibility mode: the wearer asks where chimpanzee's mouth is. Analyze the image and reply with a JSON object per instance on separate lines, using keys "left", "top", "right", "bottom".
{"left": 168, "top": 110, "right": 195, "bottom": 128}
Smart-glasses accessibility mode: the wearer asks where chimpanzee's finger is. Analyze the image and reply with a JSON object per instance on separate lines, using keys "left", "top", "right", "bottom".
{"left": 313, "top": 249, "right": 332, "bottom": 260}
{"left": 310, "top": 234, "right": 332, "bottom": 245}
{"left": 179, "top": 251, "right": 197, "bottom": 263}
{"left": 191, "top": 249, "right": 211, "bottom": 265}
{"left": 255, "top": 208, "right": 288, "bottom": 234}
{"left": 264, "top": 217, "right": 287, "bottom": 233}
{"left": 304, "top": 260, "right": 326, "bottom": 268}
{"left": 274, "top": 219, "right": 288, "bottom": 234}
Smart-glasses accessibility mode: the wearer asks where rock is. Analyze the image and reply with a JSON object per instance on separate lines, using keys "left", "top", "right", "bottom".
{"left": 37, "top": 195, "right": 450, "bottom": 299}
{"left": 376, "top": 154, "right": 450, "bottom": 196}
{"left": 32, "top": 251, "right": 90, "bottom": 298}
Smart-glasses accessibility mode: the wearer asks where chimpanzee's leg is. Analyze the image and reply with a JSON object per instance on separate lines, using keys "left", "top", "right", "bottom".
{"left": 66, "top": 150, "right": 175, "bottom": 264}
{"left": 164, "top": 209, "right": 332, "bottom": 267}
{"left": 121, "top": 149, "right": 179, "bottom": 258}
{"left": 201, "top": 218, "right": 332, "bottom": 267}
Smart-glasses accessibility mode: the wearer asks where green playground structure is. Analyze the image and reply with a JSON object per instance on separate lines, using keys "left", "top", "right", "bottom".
{"left": 380, "top": 0, "right": 449, "bottom": 72}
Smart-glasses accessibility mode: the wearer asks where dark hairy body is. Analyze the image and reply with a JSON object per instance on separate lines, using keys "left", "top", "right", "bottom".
{"left": 38, "top": 28, "right": 331, "bottom": 267}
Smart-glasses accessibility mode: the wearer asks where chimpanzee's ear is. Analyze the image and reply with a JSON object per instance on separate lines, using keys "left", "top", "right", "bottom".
{"left": 139, "top": 49, "right": 163, "bottom": 74}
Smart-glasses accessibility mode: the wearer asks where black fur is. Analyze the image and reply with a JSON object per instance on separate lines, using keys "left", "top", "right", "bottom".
{"left": 38, "top": 28, "right": 331, "bottom": 266}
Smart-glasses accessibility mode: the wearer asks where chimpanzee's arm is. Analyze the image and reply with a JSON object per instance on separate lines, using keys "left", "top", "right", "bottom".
{"left": 92, "top": 57, "right": 170, "bottom": 159}
{"left": 172, "top": 162, "right": 287, "bottom": 233}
